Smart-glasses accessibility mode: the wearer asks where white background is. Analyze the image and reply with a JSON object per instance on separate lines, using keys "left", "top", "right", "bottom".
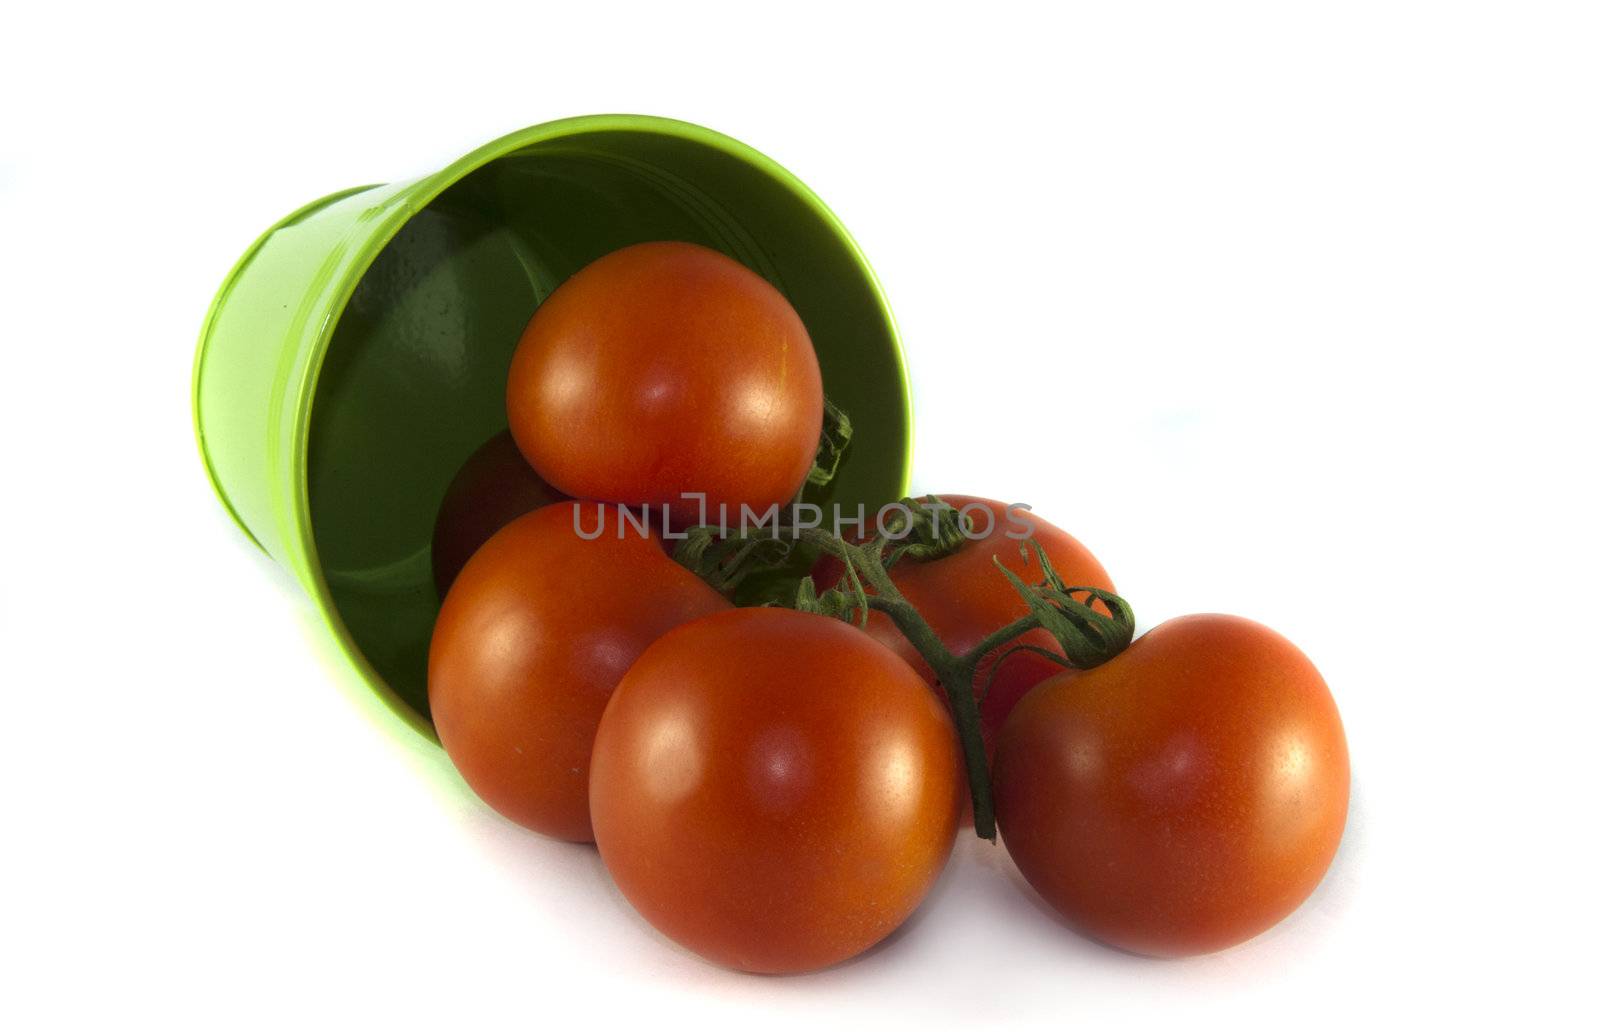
{"left": 4, "top": 3, "right": 1597, "bottom": 1028}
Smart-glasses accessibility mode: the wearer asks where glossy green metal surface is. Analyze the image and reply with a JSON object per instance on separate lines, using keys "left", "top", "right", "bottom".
{"left": 193, "top": 115, "right": 912, "bottom": 738}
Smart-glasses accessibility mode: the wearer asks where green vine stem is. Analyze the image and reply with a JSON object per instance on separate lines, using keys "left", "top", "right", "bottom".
{"left": 676, "top": 499, "right": 1137, "bottom": 841}
{"left": 805, "top": 397, "right": 854, "bottom": 489}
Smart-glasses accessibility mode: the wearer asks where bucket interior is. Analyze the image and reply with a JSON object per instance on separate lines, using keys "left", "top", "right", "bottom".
{"left": 306, "top": 130, "right": 908, "bottom": 724}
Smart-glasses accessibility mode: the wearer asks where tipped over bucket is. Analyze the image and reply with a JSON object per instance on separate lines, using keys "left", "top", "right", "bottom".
{"left": 192, "top": 115, "right": 911, "bottom": 737}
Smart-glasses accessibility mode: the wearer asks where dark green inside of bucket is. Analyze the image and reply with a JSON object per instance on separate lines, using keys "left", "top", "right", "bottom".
{"left": 308, "top": 130, "right": 909, "bottom": 723}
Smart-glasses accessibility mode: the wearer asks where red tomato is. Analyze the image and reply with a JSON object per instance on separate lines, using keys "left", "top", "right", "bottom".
{"left": 506, "top": 242, "right": 823, "bottom": 518}
{"left": 590, "top": 608, "right": 963, "bottom": 974}
{"left": 428, "top": 502, "right": 729, "bottom": 840}
{"left": 430, "top": 430, "right": 566, "bottom": 596}
{"left": 992, "top": 614, "right": 1350, "bottom": 957}
{"left": 815, "top": 496, "right": 1116, "bottom": 752}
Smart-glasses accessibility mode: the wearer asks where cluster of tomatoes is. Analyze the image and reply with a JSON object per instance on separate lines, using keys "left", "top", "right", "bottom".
{"left": 426, "top": 241, "right": 1350, "bottom": 974}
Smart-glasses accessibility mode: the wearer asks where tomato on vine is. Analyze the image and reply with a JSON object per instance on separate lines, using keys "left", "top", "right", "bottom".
{"left": 430, "top": 430, "right": 566, "bottom": 596}
{"left": 813, "top": 496, "right": 1116, "bottom": 751}
{"left": 429, "top": 502, "right": 729, "bottom": 840}
{"left": 992, "top": 614, "right": 1350, "bottom": 957}
{"left": 590, "top": 607, "right": 963, "bottom": 973}
{"left": 506, "top": 241, "right": 824, "bottom": 518}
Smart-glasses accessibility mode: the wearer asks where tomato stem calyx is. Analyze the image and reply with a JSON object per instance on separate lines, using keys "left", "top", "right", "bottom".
{"left": 805, "top": 397, "right": 854, "bottom": 490}
{"left": 991, "top": 542, "right": 1136, "bottom": 670}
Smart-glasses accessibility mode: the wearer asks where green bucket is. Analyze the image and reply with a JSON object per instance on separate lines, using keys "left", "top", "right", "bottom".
{"left": 192, "top": 115, "right": 912, "bottom": 740}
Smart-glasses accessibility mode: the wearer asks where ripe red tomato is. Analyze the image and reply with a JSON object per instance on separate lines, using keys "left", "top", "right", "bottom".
{"left": 430, "top": 430, "right": 566, "bottom": 596}
{"left": 590, "top": 608, "right": 963, "bottom": 974}
{"left": 992, "top": 614, "right": 1350, "bottom": 957}
{"left": 428, "top": 502, "right": 729, "bottom": 840}
{"left": 815, "top": 496, "right": 1116, "bottom": 752}
{"left": 506, "top": 241, "right": 823, "bottom": 518}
